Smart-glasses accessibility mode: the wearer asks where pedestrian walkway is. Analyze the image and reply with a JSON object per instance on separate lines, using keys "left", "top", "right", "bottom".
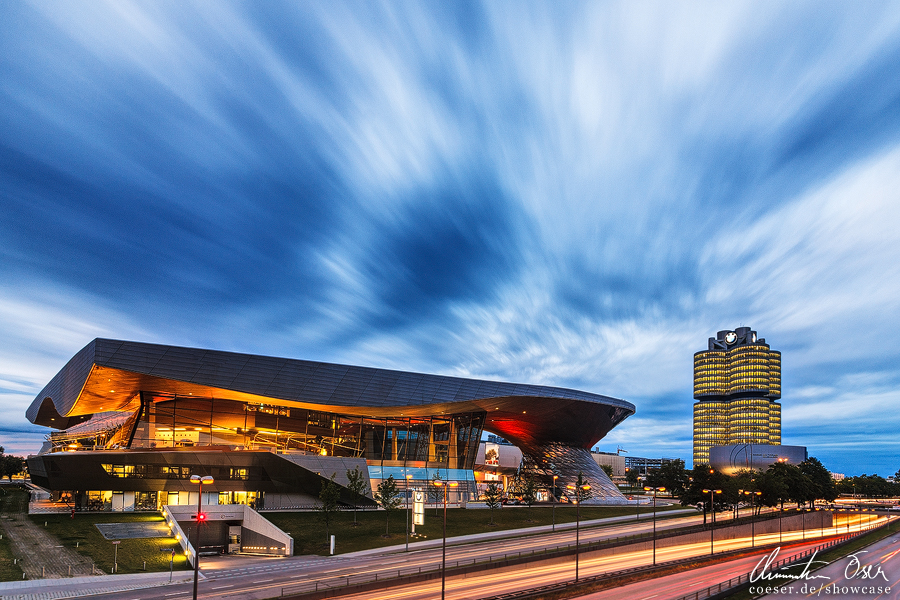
{"left": 0, "top": 570, "right": 195, "bottom": 600}
{"left": 0, "top": 508, "right": 98, "bottom": 579}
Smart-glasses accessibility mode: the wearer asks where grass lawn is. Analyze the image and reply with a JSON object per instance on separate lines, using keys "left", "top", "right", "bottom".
{"left": 0, "top": 485, "right": 28, "bottom": 581}
{"left": 29, "top": 512, "right": 190, "bottom": 575}
{"left": 266, "top": 503, "right": 685, "bottom": 556}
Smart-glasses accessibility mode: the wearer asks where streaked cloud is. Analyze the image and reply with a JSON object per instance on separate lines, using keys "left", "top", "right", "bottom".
{"left": 1, "top": 1, "right": 899, "bottom": 475}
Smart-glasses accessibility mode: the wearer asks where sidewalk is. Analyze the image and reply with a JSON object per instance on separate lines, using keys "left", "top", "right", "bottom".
{"left": 0, "top": 570, "right": 195, "bottom": 600}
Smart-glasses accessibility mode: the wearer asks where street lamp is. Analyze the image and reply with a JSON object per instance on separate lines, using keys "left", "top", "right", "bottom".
{"left": 552, "top": 475, "right": 559, "bottom": 532}
{"left": 405, "top": 472, "right": 413, "bottom": 552}
{"left": 432, "top": 480, "right": 458, "bottom": 600}
{"left": 643, "top": 486, "right": 665, "bottom": 565}
{"left": 566, "top": 483, "right": 591, "bottom": 581}
{"left": 189, "top": 474, "right": 213, "bottom": 600}
{"left": 701, "top": 489, "right": 722, "bottom": 555}
{"left": 742, "top": 490, "right": 761, "bottom": 547}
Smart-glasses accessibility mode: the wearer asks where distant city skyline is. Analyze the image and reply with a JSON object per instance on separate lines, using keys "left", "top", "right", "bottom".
{"left": 2, "top": 2, "right": 900, "bottom": 476}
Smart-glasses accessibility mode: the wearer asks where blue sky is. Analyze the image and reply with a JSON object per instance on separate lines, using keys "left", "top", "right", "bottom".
{"left": 2, "top": 2, "right": 899, "bottom": 477}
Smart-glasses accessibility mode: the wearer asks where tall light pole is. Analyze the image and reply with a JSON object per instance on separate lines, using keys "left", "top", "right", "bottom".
{"left": 552, "top": 475, "right": 559, "bottom": 532}
{"left": 566, "top": 483, "right": 591, "bottom": 582}
{"left": 405, "top": 472, "right": 413, "bottom": 552}
{"left": 702, "top": 489, "right": 721, "bottom": 555}
{"left": 742, "top": 490, "right": 761, "bottom": 547}
{"left": 432, "top": 480, "right": 458, "bottom": 600}
{"left": 643, "top": 486, "right": 665, "bottom": 565}
{"left": 189, "top": 474, "right": 213, "bottom": 600}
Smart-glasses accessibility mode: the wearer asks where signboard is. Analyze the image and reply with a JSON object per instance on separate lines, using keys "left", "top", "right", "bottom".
{"left": 413, "top": 489, "right": 424, "bottom": 527}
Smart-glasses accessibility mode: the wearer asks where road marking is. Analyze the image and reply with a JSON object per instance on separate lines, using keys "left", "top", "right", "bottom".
{"left": 211, "top": 585, "right": 234, "bottom": 589}
{"left": 253, "top": 579, "right": 273, "bottom": 583}
{"left": 640, "top": 596, "right": 658, "bottom": 600}
{"left": 164, "top": 593, "right": 188, "bottom": 596}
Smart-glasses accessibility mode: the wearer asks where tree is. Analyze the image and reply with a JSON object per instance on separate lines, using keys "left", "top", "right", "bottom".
{"left": 483, "top": 482, "right": 503, "bottom": 525}
{"left": 1, "top": 454, "right": 24, "bottom": 481}
{"left": 520, "top": 475, "right": 538, "bottom": 511}
{"left": 625, "top": 468, "right": 640, "bottom": 489}
{"left": 429, "top": 471, "right": 443, "bottom": 515}
{"left": 679, "top": 464, "right": 729, "bottom": 524}
{"left": 755, "top": 467, "right": 788, "bottom": 510}
{"left": 317, "top": 474, "right": 341, "bottom": 543}
{"left": 374, "top": 476, "right": 403, "bottom": 535}
{"left": 645, "top": 459, "right": 689, "bottom": 497}
{"left": 600, "top": 464, "right": 614, "bottom": 478}
{"left": 574, "top": 472, "right": 593, "bottom": 503}
{"left": 345, "top": 466, "right": 369, "bottom": 525}
{"left": 800, "top": 457, "right": 838, "bottom": 504}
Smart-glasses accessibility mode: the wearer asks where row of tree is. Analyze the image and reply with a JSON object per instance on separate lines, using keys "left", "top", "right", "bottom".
{"left": 0, "top": 447, "right": 25, "bottom": 481}
{"left": 835, "top": 473, "right": 900, "bottom": 498}
{"left": 642, "top": 457, "right": 840, "bottom": 511}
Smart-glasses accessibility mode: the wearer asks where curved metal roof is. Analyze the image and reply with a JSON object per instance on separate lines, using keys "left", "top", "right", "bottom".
{"left": 26, "top": 339, "right": 635, "bottom": 448}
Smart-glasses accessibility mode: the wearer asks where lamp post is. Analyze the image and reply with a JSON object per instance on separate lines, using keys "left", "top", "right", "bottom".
{"left": 405, "top": 472, "right": 413, "bottom": 552}
{"left": 432, "top": 480, "right": 458, "bottom": 600}
{"left": 189, "top": 475, "right": 213, "bottom": 600}
{"left": 702, "top": 489, "right": 721, "bottom": 555}
{"left": 742, "top": 490, "right": 761, "bottom": 547}
{"left": 566, "top": 483, "right": 591, "bottom": 581}
{"left": 643, "top": 486, "right": 665, "bottom": 565}
{"left": 552, "top": 475, "right": 558, "bottom": 532}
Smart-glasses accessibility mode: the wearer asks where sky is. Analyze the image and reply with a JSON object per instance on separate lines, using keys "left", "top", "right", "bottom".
{"left": 1, "top": 1, "right": 899, "bottom": 477}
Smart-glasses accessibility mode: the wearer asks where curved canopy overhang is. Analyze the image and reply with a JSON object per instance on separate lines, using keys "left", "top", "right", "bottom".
{"left": 27, "top": 339, "right": 635, "bottom": 449}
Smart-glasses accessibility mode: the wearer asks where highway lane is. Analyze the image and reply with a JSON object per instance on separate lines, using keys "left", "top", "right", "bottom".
{"left": 581, "top": 539, "right": 838, "bottom": 600}
{"left": 324, "top": 518, "right": 892, "bottom": 600}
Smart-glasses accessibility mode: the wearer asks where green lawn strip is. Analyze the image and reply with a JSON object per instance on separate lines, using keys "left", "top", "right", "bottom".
{"left": 721, "top": 518, "right": 900, "bottom": 600}
{"left": 0, "top": 485, "right": 29, "bottom": 581}
{"left": 0, "top": 527, "right": 24, "bottom": 581}
{"left": 28, "top": 513, "right": 189, "bottom": 574}
{"left": 266, "top": 504, "right": 685, "bottom": 556}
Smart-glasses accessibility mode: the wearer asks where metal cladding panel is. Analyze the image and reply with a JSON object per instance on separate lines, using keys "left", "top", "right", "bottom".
{"left": 92, "top": 339, "right": 125, "bottom": 365}
{"left": 25, "top": 340, "right": 97, "bottom": 425}
{"left": 433, "top": 378, "right": 464, "bottom": 402}
{"left": 329, "top": 369, "right": 377, "bottom": 406}
{"left": 265, "top": 362, "right": 318, "bottom": 399}
{"left": 475, "top": 381, "right": 504, "bottom": 398}
{"left": 100, "top": 339, "right": 167, "bottom": 365}
{"left": 452, "top": 380, "right": 482, "bottom": 402}
{"left": 360, "top": 371, "right": 402, "bottom": 404}
{"left": 229, "top": 356, "right": 286, "bottom": 391}
{"left": 413, "top": 376, "right": 442, "bottom": 402}
{"left": 299, "top": 364, "right": 348, "bottom": 403}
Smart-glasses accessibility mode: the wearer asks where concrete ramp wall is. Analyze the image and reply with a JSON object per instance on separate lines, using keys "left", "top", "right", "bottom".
{"left": 163, "top": 503, "right": 293, "bottom": 565}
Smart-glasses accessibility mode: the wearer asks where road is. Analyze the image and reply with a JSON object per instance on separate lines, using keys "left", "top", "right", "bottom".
{"left": 1, "top": 510, "right": 888, "bottom": 600}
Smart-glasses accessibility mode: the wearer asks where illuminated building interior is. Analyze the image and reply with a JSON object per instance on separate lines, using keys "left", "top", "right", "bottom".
{"left": 692, "top": 327, "right": 782, "bottom": 466}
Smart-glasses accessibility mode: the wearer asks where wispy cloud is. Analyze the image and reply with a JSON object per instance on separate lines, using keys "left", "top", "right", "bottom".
{"left": 1, "top": 1, "right": 899, "bottom": 475}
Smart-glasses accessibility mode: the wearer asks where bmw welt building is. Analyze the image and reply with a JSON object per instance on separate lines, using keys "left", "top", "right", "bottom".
{"left": 26, "top": 339, "right": 635, "bottom": 511}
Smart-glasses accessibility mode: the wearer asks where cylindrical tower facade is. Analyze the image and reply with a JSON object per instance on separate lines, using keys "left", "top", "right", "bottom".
{"left": 692, "top": 327, "right": 783, "bottom": 467}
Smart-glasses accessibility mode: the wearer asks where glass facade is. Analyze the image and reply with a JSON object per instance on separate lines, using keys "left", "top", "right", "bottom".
{"left": 49, "top": 397, "right": 485, "bottom": 474}
{"left": 692, "top": 328, "right": 782, "bottom": 466}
